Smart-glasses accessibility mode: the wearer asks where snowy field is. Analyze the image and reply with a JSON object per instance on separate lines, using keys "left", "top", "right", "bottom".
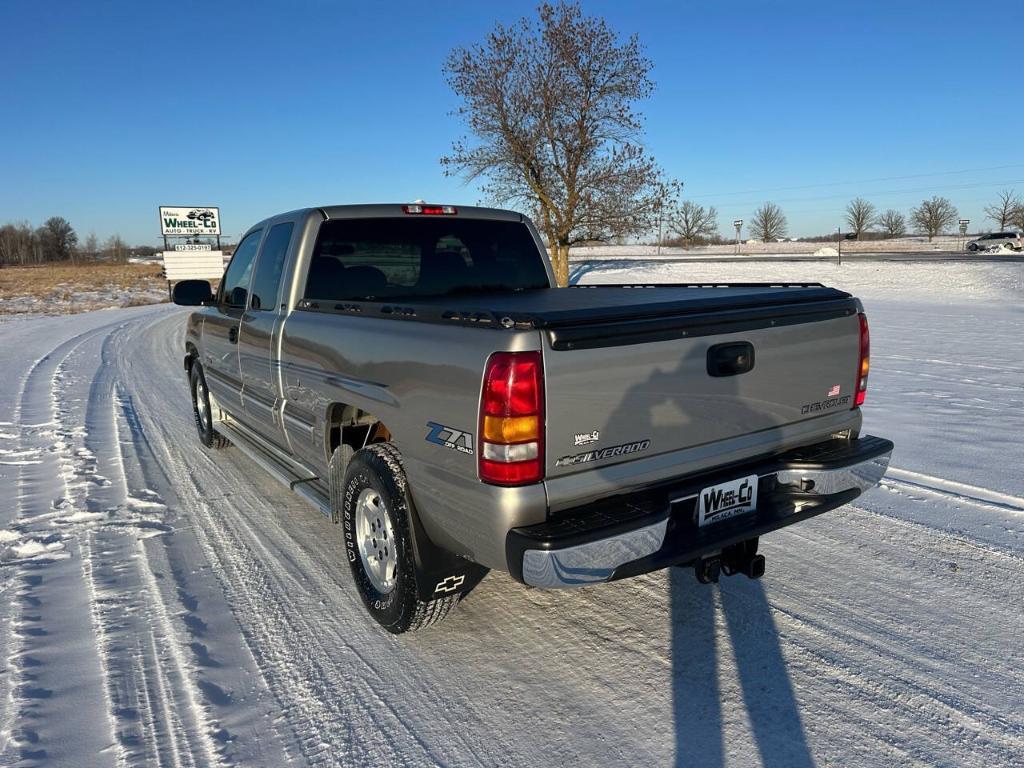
{"left": 572, "top": 234, "right": 983, "bottom": 258}
{"left": 0, "top": 260, "right": 1021, "bottom": 767}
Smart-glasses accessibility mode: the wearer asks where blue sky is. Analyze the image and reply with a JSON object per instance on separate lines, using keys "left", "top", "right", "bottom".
{"left": 2, "top": 0, "right": 1021, "bottom": 244}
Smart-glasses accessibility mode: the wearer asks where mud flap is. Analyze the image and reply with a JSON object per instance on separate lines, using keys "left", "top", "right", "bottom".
{"left": 405, "top": 498, "right": 489, "bottom": 602}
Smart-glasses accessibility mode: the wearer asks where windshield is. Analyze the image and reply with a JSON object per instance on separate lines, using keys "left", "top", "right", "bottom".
{"left": 304, "top": 217, "right": 550, "bottom": 302}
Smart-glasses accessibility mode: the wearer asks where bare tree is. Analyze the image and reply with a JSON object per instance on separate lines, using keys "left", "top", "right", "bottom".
{"left": 82, "top": 232, "right": 100, "bottom": 261}
{"left": 844, "top": 198, "right": 877, "bottom": 240}
{"left": 910, "top": 196, "right": 958, "bottom": 241}
{"left": 1012, "top": 204, "right": 1024, "bottom": 233}
{"left": 442, "top": 2, "right": 671, "bottom": 286}
{"left": 0, "top": 223, "right": 35, "bottom": 266}
{"left": 668, "top": 201, "right": 718, "bottom": 249}
{"left": 104, "top": 234, "right": 128, "bottom": 263}
{"left": 36, "top": 216, "right": 78, "bottom": 263}
{"left": 750, "top": 202, "right": 787, "bottom": 243}
{"left": 878, "top": 209, "right": 906, "bottom": 238}
{"left": 984, "top": 190, "right": 1021, "bottom": 230}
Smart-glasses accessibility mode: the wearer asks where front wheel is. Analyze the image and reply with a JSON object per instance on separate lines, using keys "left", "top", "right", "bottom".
{"left": 190, "top": 362, "right": 230, "bottom": 449}
{"left": 338, "top": 443, "right": 463, "bottom": 633}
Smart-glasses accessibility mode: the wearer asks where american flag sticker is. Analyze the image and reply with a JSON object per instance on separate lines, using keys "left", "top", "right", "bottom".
{"left": 827, "top": 384, "right": 841, "bottom": 397}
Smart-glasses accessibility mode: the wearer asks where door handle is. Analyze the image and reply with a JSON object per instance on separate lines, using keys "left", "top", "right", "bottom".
{"left": 229, "top": 325, "right": 239, "bottom": 344}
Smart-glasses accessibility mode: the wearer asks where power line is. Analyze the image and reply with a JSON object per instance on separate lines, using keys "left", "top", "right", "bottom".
{"left": 694, "top": 164, "right": 1024, "bottom": 199}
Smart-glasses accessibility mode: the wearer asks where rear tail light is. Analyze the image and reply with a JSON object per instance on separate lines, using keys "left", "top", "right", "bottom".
{"left": 402, "top": 203, "right": 457, "bottom": 215}
{"left": 479, "top": 351, "right": 544, "bottom": 485}
{"left": 854, "top": 312, "right": 870, "bottom": 407}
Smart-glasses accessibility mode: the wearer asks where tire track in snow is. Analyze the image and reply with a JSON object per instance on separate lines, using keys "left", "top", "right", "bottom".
{"left": 105, "top": 314, "right": 292, "bottom": 767}
{"left": 753, "top": 510, "right": 1024, "bottom": 766}
{"left": 883, "top": 467, "right": 1024, "bottom": 514}
{"left": 1, "top": 321, "right": 127, "bottom": 766}
{"left": 71, "top": 327, "right": 222, "bottom": 768}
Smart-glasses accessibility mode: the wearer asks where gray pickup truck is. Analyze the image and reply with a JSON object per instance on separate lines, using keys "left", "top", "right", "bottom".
{"left": 172, "top": 203, "right": 892, "bottom": 633}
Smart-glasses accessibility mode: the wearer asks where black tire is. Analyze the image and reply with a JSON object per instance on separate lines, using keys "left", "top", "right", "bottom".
{"left": 338, "top": 443, "right": 461, "bottom": 633}
{"left": 190, "top": 362, "right": 230, "bottom": 449}
{"left": 968, "top": 242, "right": 979, "bottom": 252}
{"left": 328, "top": 443, "right": 355, "bottom": 524}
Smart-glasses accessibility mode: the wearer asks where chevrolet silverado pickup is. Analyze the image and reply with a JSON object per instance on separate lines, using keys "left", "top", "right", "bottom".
{"left": 172, "top": 203, "right": 893, "bottom": 633}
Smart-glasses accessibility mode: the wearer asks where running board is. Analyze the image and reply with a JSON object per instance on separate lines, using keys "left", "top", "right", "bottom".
{"left": 213, "top": 419, "right": 331, "bottom": 518}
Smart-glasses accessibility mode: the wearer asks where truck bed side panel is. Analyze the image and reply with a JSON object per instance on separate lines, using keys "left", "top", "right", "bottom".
{"left": 279, "top": 310, "right": 546, "bottom": 569}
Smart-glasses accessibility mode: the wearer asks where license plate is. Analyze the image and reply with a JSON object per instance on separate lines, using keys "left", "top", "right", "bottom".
{"left": 697, "top": 474, "right": 758, "bottom": 527}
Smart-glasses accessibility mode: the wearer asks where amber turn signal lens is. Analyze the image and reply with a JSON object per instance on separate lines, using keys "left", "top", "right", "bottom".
{"left": 483, "top": 415, "right": 539, "bottom": 443}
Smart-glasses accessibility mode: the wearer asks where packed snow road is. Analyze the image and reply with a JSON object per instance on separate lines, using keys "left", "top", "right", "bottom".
{"left": 0, "top": 261, "right": 1022, "bottom": 767}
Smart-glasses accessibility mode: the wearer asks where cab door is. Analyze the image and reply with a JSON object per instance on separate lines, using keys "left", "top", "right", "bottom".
{"left": 202, "top": 228, "right": 262, "bottom": 416}
{"left": 237, "top": 220, "right": 295, "bottom": 446}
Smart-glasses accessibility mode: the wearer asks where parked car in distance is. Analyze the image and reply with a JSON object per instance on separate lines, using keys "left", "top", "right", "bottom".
{"left": 966, "top": 232, "right": 1022, "bottom": 251}
{"left": 172, "top": 203, "right": 893, "bottom": 633}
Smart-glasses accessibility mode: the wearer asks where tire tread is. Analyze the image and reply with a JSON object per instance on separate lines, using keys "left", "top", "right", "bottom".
{"left": 337, "top": 441, "right": 462, "bottom": 633}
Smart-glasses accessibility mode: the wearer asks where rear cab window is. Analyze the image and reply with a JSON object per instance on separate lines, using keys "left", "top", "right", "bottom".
{"left": 303, "top": 217, "right": 549, "bottom": 302}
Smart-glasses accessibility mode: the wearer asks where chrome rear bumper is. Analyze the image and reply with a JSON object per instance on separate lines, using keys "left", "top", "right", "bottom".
{"left": 510, "top": 435, "right": 893, "bottom": 589}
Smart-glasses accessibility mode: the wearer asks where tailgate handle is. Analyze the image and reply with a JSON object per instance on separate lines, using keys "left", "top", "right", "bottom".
{"left": 707, "top": 342, "right": 755, "bottom": 377}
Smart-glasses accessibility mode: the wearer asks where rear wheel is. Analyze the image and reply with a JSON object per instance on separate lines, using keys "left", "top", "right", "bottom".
{"left": 190, "top": 362, "right": 230, "bottom": 449}
{"left": 337, "top": 443, "right": 463, "bottom": 633}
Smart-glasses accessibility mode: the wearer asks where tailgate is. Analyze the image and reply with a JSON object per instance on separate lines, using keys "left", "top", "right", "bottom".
{"left": 543, "top": 300, "right": 861, "bottom": 479}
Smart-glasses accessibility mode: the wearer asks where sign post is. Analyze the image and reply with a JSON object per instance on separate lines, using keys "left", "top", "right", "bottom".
{"left": 958, "top": 219, "right": 969, "bottom": 250}
{"left": 733, "top": 220, "right": 743, "bottom": 255}
{"left": 159, "top": 206, "right": 224, "bottom": 297}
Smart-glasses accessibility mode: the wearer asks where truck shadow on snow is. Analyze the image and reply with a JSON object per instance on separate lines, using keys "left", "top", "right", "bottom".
{"left": 670, "top": 573, "right": 815, "bottom": 768}
{"left": 595, "top": 341, "right": 816, "bottom": 766}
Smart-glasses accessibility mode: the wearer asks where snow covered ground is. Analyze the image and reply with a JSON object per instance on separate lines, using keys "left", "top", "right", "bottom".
{"left": 0, "top": 261, "right": 1021, "bottom": 767}
{"left": 572, "top": 234, "right": 980, "bottom": 258}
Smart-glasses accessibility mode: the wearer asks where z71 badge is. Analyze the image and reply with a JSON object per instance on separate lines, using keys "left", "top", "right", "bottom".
{"left": 425, "top": 422, "right": 475, "bottom": 455}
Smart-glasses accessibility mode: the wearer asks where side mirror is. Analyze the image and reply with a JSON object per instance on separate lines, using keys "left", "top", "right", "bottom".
{"left": 172, "top": 279, "right": 215, "bottom": 306}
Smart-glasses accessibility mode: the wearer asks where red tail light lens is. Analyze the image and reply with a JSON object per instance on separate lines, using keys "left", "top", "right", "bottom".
{"left": 854, "top": 312, "right": 870, "bottom": 407}
{"left": 479, "top": 351, "right": 544, "bottom": 485}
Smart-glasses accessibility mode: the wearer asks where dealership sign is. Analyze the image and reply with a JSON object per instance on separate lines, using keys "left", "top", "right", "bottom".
{"left": 159, "top": 206, "right": 221, "bottom": 236}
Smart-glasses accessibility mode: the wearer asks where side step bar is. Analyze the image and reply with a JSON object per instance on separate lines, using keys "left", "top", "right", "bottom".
{"left": 213, "top": 418, "right": 331, "bottom": 518}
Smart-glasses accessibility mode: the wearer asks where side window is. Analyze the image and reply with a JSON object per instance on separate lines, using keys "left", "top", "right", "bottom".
{"left": 221, "top": 229, "right": 262, "bottom": 308}
{"left": 249, "top": 222, "right": 294, "bottom": 311}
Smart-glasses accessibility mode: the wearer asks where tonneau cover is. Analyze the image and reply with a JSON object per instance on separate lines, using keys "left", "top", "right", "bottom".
{"left": 298, "top": 283, "right": 853, "bottom": 332}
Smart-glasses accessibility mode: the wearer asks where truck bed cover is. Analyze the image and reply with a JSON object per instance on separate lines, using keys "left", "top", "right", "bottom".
{"left": 297, "top": 283, "right": 856, "bottom": 349}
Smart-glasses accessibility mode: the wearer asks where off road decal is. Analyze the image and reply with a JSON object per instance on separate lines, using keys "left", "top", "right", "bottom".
{"left": 425, "top": 421, "right": 475, "bottom": 455}
{"left": 555, "top": 439, "right": 651, "bottom": 467}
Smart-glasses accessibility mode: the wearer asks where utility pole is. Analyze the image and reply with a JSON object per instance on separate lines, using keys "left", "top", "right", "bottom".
{"left": 656, "top": 205, "right": 663, "bottom": 257}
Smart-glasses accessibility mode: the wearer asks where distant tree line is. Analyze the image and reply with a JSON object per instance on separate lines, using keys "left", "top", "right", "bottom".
{"left": 0, "top": 217, "right": 156, "bottom": 267}
{"left": 657, "top": 189, "right": 1024, "bottom": 247}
